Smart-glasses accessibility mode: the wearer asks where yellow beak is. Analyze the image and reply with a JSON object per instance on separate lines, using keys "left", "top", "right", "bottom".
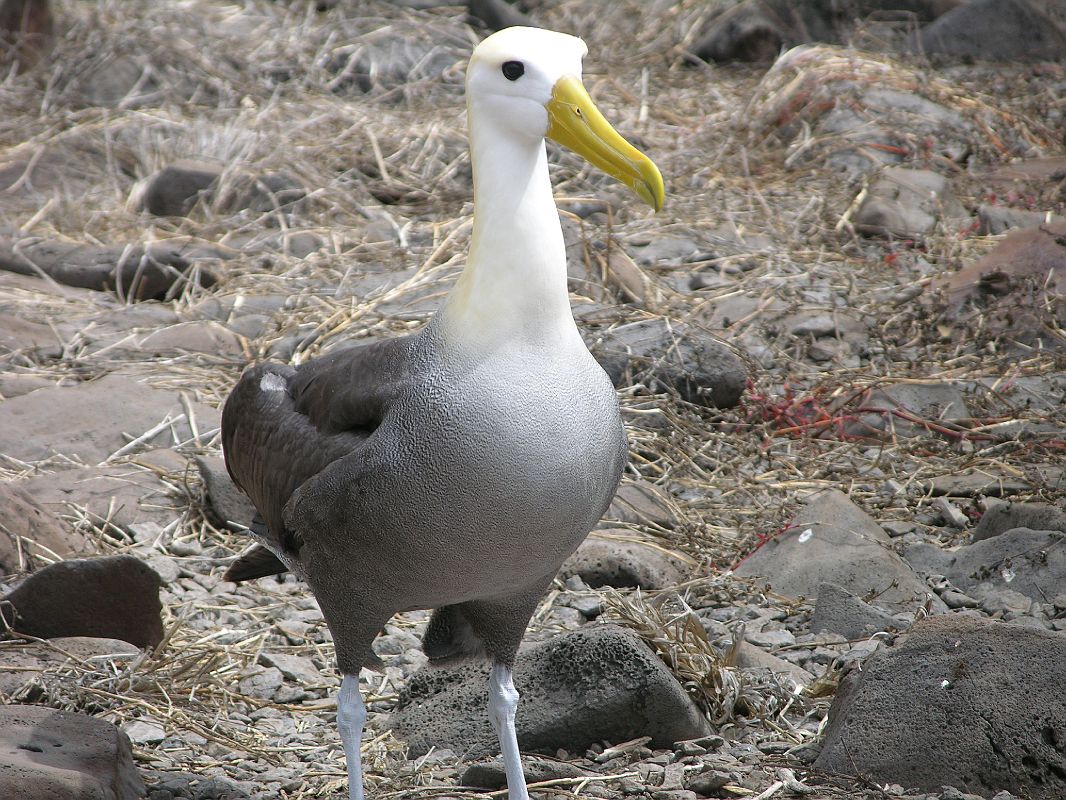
{"left": 546, "top": 75, "right": 665, "bottom": 212}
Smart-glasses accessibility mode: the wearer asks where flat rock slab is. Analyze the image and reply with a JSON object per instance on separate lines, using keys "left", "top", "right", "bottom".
{"left": 585, "top": 318, "right": 747, "bottom": 409}
{"left": 921, "top": 466, "right": 1066, "bottom": 497}
{"left": 391, "top": 625, "right": 711, "bottom": 758}
{"left": 735, "top": 489, "right": 942, "bottom": 613}
{"left": 0, "top": 704, "right": 145, "bottom": 800}
{"left": 2, "top": 555, "right": 164, "bottom": 648}
{"left": 81, "top": 320, "right": 246, "bottom": 362}
{"left": 815, "top": 614, "right": 1066, "bottom": 798}
{"left": 0, "top": 636, "right": 139, "bottom": 696}
{"left": 0, "top": 372, "right": 219, "bottom": 463}
{"left": 0, "top": 483, "right": 94, "bottom": 577}
{"left": 604, "top": 480, "right": 679, "bottom": 528}
{"left": 559, "top": 534, "right": 689, "bottom": 590}
{"left": 0, "top": 315, "right": 61, "bottom": 360}
{"left": 977, "top": 204, "right": 1064, "bottom": 235}
{"left": 732, "top": 640, "right": 814, "bottom": 688}
{"left": 17, "top": 459, "right": 184, "bottom": 535}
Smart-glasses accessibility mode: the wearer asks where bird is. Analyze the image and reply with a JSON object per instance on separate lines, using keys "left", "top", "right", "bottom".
{"left": 220, "top": 26, "right": 664, "bottom": 800}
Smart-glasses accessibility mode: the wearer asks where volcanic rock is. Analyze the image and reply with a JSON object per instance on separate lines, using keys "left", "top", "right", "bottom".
{"left": 586, "top": 317, "right": 747, "bottom": 409}
{"left": 391, "top": 625, "right": 711, "bottom": 758}
{"left": 735, "top": 489, "right": 942, "bottom": 613}
{"left": 0, "top": 704, "right": 145, "bottom": 800}
{"left": 815, "top": 614, "right": 1066, "bottom": 797}
{"left": 0, "top": 483, "right": 93, "bottom": 576}
{"left": 1, "top": 555, "right": 164, "bottom": 648}
{"left": 559, "top": 534, "right": 689, "bottom": 590}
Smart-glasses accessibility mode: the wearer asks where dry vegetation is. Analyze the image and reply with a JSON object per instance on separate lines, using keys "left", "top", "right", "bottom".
{"left": 1, "top": 0, "right": 1065, "bottom": 798}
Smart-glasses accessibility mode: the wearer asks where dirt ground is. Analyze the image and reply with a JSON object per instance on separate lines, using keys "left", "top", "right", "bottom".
{"left": 1, "top": 1, "right": 1065, "bottom": 799}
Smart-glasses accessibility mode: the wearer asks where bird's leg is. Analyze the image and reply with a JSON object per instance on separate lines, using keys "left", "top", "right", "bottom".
{"left": 488, "top": 662, "right": 529, "bottom": 800}
{"left": 337, "top": 673, "right": 367, "bottom": 800}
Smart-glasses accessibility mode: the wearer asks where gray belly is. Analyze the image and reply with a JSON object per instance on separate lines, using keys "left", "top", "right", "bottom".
{"left": 342, "top": 344, "right": 626, "bottom": 609}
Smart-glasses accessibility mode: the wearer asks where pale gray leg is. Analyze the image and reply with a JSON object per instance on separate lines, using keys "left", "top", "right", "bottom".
{"left": 488, "top": 663, "right": 529, "bottom": 800}
{"left": 337, "top": 673, "right": 366, "bottom": 800}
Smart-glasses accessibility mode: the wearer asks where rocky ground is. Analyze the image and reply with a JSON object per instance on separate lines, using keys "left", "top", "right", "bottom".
{"left": 1, "top": 1, "right": 1065, "bottom": 799}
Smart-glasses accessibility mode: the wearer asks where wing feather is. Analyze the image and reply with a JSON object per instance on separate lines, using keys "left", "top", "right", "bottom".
{"left": 221, "top": 335, "right": 414, "bottom": 565}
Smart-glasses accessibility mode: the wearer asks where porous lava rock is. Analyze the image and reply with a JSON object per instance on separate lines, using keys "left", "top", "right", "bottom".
{"left": 815, "top": 614, "right": 1066, "bottom": 798}
{"left": 559, "top": 534, "right": 689, "bottom": 590}
{"left": 1, "top": 555, "right": 164, "bottom": 648}
{"left": 0, "top": 705, "right": 145, "bottom": 800}
{"left": 391, "top": 625, "right": 711, "bottom": 758}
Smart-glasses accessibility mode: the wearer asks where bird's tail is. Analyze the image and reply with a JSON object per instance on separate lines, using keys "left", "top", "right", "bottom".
{"left": 422, "top": 604, "right": 488, "bottom": 665}
{"left": 224, "top": 542, "right": 288, "bottom": 583}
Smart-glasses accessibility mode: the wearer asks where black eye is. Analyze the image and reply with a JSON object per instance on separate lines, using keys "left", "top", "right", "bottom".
{"left": 502, "top": 60, "right": 524, "bottom": 81}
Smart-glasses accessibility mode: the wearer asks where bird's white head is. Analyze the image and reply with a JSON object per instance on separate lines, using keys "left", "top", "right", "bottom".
{"left": 466, "top": 27, "right": 664, "bottom": 211}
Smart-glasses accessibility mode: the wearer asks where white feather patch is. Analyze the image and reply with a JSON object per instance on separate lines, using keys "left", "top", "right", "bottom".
{"left": 259, "top": 373, "right": 287, "bottom": 393}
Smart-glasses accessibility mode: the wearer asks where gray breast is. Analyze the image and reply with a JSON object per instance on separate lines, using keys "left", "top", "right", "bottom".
{"left": 307, "top": 331, "right": 626, "bottom": 611}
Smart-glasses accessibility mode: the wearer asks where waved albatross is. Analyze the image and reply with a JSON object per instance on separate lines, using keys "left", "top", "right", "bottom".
{"left": 221, "top": 26, "right": 664, "bottom": 800}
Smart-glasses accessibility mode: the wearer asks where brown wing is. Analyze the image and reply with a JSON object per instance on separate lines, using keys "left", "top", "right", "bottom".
{"left": 221, "top": 335, "right": 414, "bottom": 570}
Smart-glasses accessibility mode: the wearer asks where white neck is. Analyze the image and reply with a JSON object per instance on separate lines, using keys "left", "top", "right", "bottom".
{"left": 436, "top": 102, "right": 576, "bottom": 348}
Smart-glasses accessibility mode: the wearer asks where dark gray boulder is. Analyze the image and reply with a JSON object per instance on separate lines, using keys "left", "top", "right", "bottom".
{"left": 467, "top": 0, "right": 535, "bottom": 32}
{"left": 462, "top": 757, "right": 590, "bottom": 789}
{"left": 196, "top": 455, "right": 257, "bottom": 529}
{"left": 391, "top": 625, "right": 711, "bottom": 758}
{"left": 815, "top": 614, "right": 1066, "bottom": 798}
{"left": 18, "top": 460, "right": 186, "bottom": 536}
{"left": 0, "top": 235, "right": 221, "bottom": 300}
{"left": 690, "top": 0, "right": 962, "bottom": 63}
{"left": 907, "top": 0, "right": 1066, "bottom": 62}
{"left": 585, "top": 318, "right": 747, "bottom": 409}
{"left": 0, "top": 372, "right": 220, "bottom": 463}
{"left": 735, "top": 489, "right": 942, "bottom": 613}
{"left": 137, "top": 159, "right": 221, "bottom": 216}
{"left": 941, "top": 527, "right": 1066, "bottom": 605}
{"left": 972, "top": 501, "right": 1066, "bottom": 542}
{"left": 0, "top": 704, "right": 145, "bottom": 800}
{"left": 1, "top": 555, "right": 164, "bottom": 649}
{"left": 810, "top": 582, "right": 901, "bottom": 639}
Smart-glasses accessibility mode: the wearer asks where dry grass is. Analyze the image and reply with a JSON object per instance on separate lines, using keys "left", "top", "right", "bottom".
{"left": 1, "top": 0, "right": 1065, "bottom": 797}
